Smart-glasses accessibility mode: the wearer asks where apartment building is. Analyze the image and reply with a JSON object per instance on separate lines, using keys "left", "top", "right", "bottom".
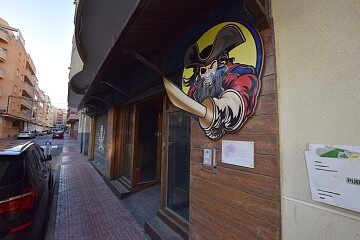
{"left": 55, "top": 108, "right": 67, "bottom": 126}
{"left": 45, "top": 95, "right": 55, "bottom": 129}
{"left": 0, "top": 18, "right": 55, "bottom": 138}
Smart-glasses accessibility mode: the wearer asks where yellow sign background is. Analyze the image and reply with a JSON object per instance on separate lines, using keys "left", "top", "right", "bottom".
{"left": 182, "top": 22, "right": 258, "bottom": 94}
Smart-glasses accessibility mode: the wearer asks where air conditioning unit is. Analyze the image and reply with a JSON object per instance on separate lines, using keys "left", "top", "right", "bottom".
{"left": 0, "top": 109, "right": 7, "bottom": 114}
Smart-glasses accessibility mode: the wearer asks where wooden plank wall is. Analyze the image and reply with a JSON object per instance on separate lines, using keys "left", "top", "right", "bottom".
{"left": 189, "top": 22, "right": 280, "bottom": 240}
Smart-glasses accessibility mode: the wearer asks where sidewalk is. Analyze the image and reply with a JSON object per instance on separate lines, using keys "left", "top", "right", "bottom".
{"left": 49, "top": 136, "right": 151, "bottom": 240}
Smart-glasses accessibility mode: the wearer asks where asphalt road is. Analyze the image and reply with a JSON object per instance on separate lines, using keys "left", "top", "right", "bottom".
{"left": 33, "top": 135, "right": 64, "bottom": 158}
{"left": 15, "top": 134, "right": 64, "bottom": 160}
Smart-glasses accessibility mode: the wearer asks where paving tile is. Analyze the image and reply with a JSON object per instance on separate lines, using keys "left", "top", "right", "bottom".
{"left": 52, "top": 138, "right": 151, "bottom": 240}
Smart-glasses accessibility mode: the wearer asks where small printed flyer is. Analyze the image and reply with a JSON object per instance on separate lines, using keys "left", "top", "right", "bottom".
{"left": 304, "top": 144, "right": 360, "bottom": 212}
{"left": 222, "top": 140, "right": 254, "bottom": 168}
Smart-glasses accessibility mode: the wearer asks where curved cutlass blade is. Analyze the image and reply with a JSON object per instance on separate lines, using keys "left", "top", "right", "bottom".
{"left": 163, "top": 77, "right": 206, "bottom": 118}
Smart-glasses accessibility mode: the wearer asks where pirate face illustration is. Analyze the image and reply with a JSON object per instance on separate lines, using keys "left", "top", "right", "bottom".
{"left": 199, "top": 59, "right": 218, "bottom": 86}
{"left": 164, "top": 21, "right": 263, "bottom": 140}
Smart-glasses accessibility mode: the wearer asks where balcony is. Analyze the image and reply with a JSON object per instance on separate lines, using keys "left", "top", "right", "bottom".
{"left": 0, "top": 28, "right": 9, "bottom": 43}
{"left": 20, "top": 110, "right": 32, "bottom": 120}
{"left": 67, "top": 112, "right": 79, "bottom": 124}
{"left": 23, "top": 82, "right": 34, "bottom": 97}
{"left": 0, "top": 47, "right": 7, "bottom": 62}
{"left": 26, "top": 54, "right": 35, "bottom": 74}
{"left": 24, "top": 69, "right": 35, "bottom": 86}
{"left": 0, "top": 66, "right": 4, "bottom": 79}
{"left": 21, "top": 97, "right": 33, "bottom": 110}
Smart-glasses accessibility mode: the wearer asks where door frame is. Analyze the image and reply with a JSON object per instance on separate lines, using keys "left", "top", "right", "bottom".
{"left": 114, "top": 95, "right": 163, "bottom": 193}
{"left": 160, "top": 96, "right": 190, "bottom": 237}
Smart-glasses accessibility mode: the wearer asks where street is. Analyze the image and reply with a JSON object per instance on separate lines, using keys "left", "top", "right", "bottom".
{"left": 16, "top": 133, "right": 64, "bottom": 185}
{"left": 32, "top": 134, "right": 64, "bottom": 158}
{"left": 15, "top": 133, "right": 64, "bottom": 159}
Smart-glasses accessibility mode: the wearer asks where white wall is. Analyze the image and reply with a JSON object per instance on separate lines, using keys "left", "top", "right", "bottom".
{"left": 272, "top": 0, "right": 360, "bottom": 239}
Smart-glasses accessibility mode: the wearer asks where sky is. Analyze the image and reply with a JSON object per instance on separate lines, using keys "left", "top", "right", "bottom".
{"left": 0, "top": 0, "right": 75, "bottom": 108}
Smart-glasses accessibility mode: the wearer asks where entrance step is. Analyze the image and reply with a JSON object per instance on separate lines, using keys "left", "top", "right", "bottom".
{"left": 109, "top": 180, "right": 130, "bottom": 199}
{"left": 145, "top": 217, "right": 184, "bottom": 240}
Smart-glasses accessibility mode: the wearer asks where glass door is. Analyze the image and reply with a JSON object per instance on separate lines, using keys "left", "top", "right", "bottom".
{"left": 136, "top": 106, "right": 159, "bottom": 183}
{"left": 166, "top": 111, "right": 191, "bottom": 221}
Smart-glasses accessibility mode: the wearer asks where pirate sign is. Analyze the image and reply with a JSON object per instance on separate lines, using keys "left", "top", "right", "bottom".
{"left": 164, "top": 20, "right": 263, "bottom": 140}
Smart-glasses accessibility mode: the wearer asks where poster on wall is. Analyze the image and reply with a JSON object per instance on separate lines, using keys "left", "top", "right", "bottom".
{"left": 97, "top": 125, "right": 106, "bottom": 152}
{"left": 222, "top": 140, "right": 254, "bottom": 168}
{"left": 163, "top": 19, "right": 263, "bottom": 140}
{"left": 305, "top": 144, "right": 360, "bottom": 212}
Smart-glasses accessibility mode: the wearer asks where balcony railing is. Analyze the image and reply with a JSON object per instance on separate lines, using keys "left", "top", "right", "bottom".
{"left": 26, "top": 54, "right": 35, "bottom": 74}
{"left": 24, "top": 69, "right": 35, "bottom": 86}
{"left": 21, "top": 97, "right": 33, "bottom": 110}
{"left": 0, "top": 28, "right": 10, "bottom": 43}
{"left": 20, "top": 110, "right": 32, "bottom": 120}
{"left": 0, "top": 66, "right": 4, "bottom": 79}
{"left": 23, "top": 82, "right": 34, "bottom": 97}
{"left": 0, "top": 47, "right": 7, "bottom": 62}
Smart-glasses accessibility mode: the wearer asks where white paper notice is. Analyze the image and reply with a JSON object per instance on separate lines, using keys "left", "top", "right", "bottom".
{"left": 222, "top": 140, "right": 254, "bottom": 168}
{"left": 305, "top": 144, "right": 360, "bottom": 212}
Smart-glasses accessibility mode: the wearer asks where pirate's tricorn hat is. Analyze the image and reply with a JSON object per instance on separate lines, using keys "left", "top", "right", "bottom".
{"left": 184, "top": 24, "right": 245, "bottom": 68}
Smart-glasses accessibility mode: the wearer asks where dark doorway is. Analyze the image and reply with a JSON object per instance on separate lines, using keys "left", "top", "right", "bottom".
{"left": 135, "top": 96, "right": 162, "bottom": 184}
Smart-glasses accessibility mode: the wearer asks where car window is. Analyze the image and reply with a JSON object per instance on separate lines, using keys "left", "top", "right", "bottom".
{"left": 0, "top": 156, "right": 24, "bottom": 187}
{"left": 34, "top": 145, "right": 46, "bottom": 161}
{"left": 25, "top": 151, "right": 43, "bottom": 187}
{"left": 31, "top": 146, "right": 45, "bottom": 170}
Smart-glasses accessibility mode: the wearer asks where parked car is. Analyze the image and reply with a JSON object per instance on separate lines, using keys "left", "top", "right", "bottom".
{"left": 31, "top": 131, "right": 37, "bottom": 138}
{"left": 17, "top": 131, "right": 34, "bottom": 139}
{"left": 0, "top": 140, "right": 54, "bottom": 240}
{"left": 38, "top": 130, "right": 48, "bottom": 136}
{"left": 52, "top": 131, "right": 64, "bottom": 139}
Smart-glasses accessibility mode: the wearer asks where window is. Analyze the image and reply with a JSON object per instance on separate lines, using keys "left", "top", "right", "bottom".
{"left": 28, "top": 147, "right": 44, "bottom": 172}
{"left": 166, "top": 111, "right": 191, "bottom": 221}
{"left": 32, "top": 146, "right": 45, "bottom": 168}
{"left": 0, "top": 156, "right": 24, "bottom": 187}
{"left": 26, "top": 151, "right": 39, "bottom": 178}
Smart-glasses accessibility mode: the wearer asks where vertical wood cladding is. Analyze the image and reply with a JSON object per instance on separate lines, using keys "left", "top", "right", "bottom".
{"left": 160, "top": 0, "right": 279, "bottom": 238}
{"left": 188, "top": 24, "right": 280, "bottom": 240}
